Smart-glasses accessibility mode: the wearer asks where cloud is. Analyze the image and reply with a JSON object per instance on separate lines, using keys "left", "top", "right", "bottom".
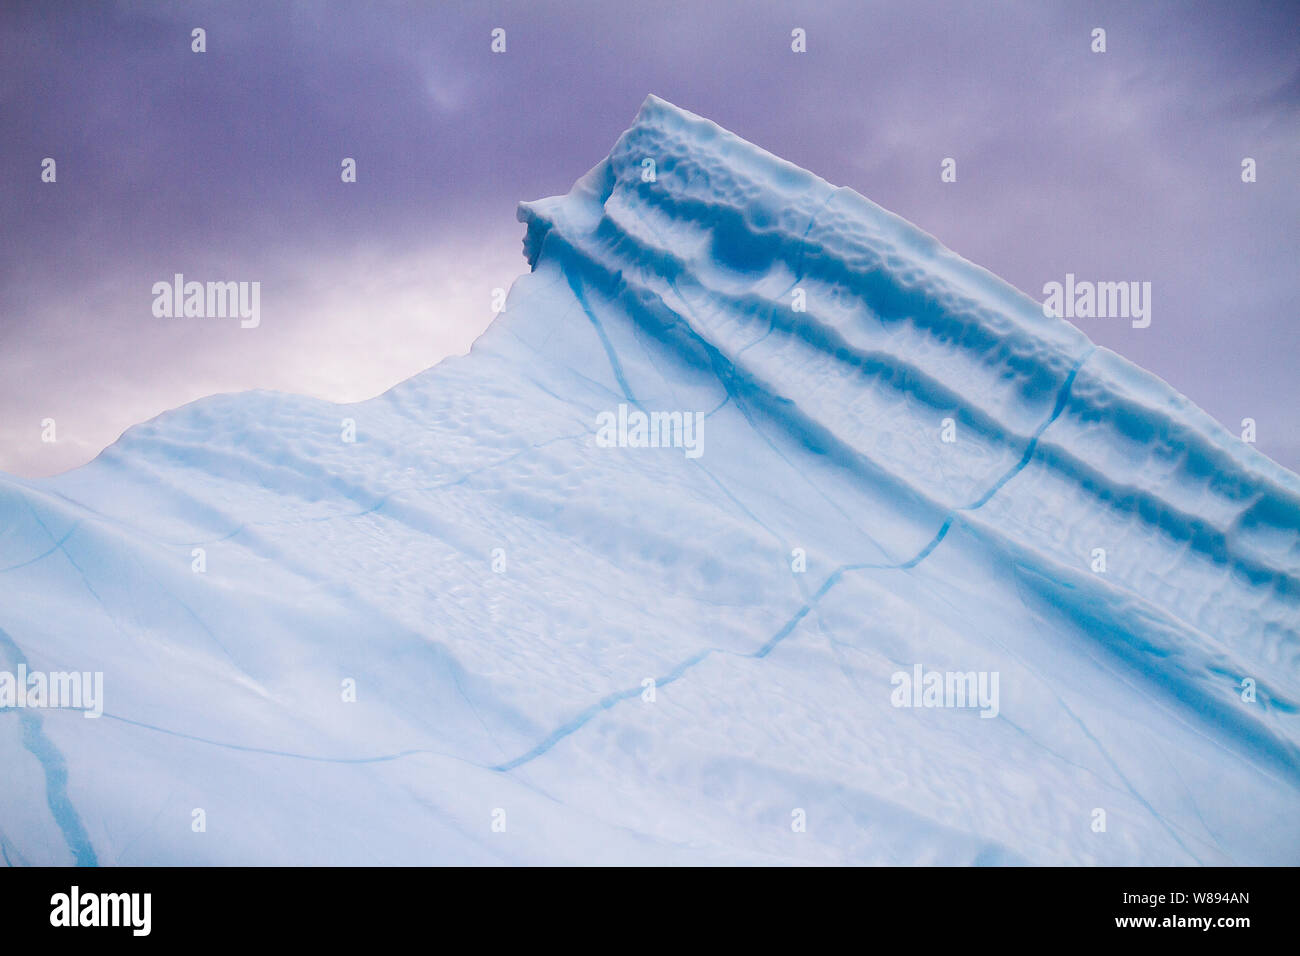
{"left": 0, "top": 230, "right": 523, "bottom": 476}
{"left": 2, "top": 0, "right": 1297, "bottom": 474}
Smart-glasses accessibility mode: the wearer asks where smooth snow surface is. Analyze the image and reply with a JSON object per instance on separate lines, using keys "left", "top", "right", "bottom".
{"left": 2, "top": 96, "right": 1298, "bottom": 865}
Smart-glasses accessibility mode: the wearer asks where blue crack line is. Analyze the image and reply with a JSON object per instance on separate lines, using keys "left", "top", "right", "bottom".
{"left": 0, "top": 626, "right": 98, "bottom": 866}
{"left": 490, "top": 346, "right": 1094, "bottom": 773}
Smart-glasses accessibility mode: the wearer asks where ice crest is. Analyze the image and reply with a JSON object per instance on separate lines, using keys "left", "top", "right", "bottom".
{"left": 1, "top": 97, "right": 1297, "bottom": 865}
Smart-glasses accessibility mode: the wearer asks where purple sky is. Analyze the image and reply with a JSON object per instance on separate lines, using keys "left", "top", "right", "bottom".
{"left": 2, "top": 0, "right": 1297, "bottom": 476}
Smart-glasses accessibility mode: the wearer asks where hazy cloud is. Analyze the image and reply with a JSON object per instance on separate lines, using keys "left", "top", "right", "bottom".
{"left": 2, "top": 0, "right": 1296, "bottom": 474}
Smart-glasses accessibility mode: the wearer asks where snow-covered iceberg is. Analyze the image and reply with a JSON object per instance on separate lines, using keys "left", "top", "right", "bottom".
{"left": 2, "top": 95, "right": 1297, "bottom": 865}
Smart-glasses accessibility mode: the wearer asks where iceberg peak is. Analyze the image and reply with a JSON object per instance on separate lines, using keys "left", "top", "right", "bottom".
{"left": 1, "top": 96, "right": 1297, "bottom": 867}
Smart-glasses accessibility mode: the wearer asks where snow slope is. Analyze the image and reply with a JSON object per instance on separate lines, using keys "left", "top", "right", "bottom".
{"left": 2, "top": 95, "right": 1298, "bottom": 865}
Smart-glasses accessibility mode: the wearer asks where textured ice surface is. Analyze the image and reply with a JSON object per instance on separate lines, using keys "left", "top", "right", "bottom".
{"left": 2, "top": 96, "right": 1298, "bottom": 865}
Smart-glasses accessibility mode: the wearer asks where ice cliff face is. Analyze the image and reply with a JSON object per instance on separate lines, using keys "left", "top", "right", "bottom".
{"left": 2, "top": 95, "right": 1297, "bottom": 865}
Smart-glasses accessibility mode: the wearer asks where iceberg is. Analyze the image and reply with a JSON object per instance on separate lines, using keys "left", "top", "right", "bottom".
{"left": 1, "top": 95, "right": 1297, "bottom": 865}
